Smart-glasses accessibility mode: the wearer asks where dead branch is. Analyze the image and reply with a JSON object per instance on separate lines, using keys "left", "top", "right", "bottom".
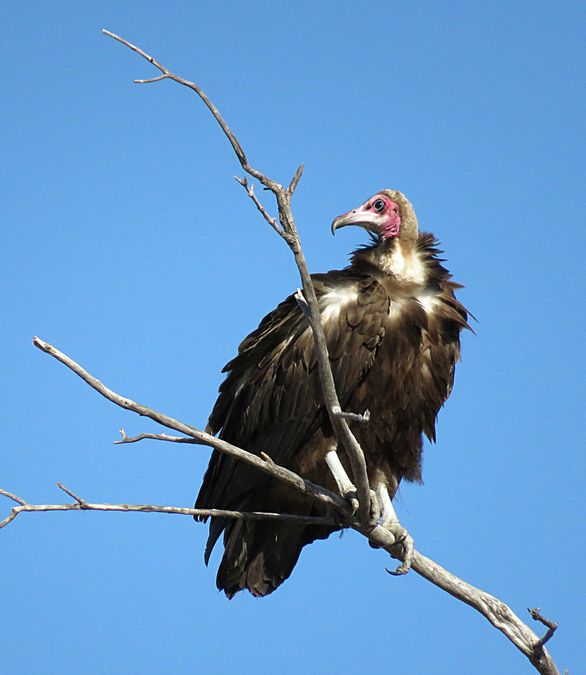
{"left": 9, "top": 30, "right": 559, "bottom": 675}
{"left": 32, "top": 337, "right": 349, "bottom": 519}
{"left": 31, "top": 335, "right": 558, "bottom": 674}
{"left": 115, "top": 428, "right": 200, "bottom": 445}
{"left": 102, "top": 28, "right": 373, "bottom": 528}
{"left": 408, "top": 550, "right": 558, "bottom": 674}
{"left": 529, "top": 608, "right": 559, "bottom": 646}
{"left": 56, "top": 482, "right": 87, "bottom": 505}
{"left": 0, "top": 486, "right": 338, "bottom": 530}
{"left": 234, "top": 176, "right": 280, "bottom": 236}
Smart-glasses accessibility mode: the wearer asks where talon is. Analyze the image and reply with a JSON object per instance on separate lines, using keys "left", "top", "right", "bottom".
{"left": 384, "top": 525, "right": 414, "bottom": 575}
{"left": 386, "top": 562, "right": 410, "bottom": 576}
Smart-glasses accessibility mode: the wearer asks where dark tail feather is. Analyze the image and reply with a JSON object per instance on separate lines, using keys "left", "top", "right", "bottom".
{"left": 204, "top": 516, "right": 226, "bottom": 566}
{"left": 216, "top": 518, "right": 337, "bottom": 598}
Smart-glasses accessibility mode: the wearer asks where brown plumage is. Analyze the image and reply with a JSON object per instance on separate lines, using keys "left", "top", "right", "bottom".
{"left": 195, "top": 190, "right": 470, "bottom": 598}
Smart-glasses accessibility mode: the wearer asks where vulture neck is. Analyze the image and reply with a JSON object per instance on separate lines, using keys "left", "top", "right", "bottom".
{"left": 351, "top": 236, "right": 429, "bottom": 291}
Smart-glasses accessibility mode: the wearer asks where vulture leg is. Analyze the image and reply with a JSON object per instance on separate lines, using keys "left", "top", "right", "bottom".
{"left": 325, "top": 445, "right": 359, "bottom": 513}
{"left": 377, "top": 482, "right": 399, "bottom": 529}
{"left": 376, "top": 482, "right": 415, "bottom": 575}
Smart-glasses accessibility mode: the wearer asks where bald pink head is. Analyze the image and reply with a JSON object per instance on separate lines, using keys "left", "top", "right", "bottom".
{"left": 331, "top": 192, "right": 402, "bottom": 239}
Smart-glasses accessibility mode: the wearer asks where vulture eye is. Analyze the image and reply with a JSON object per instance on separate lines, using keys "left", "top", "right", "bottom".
{"left": 373, "top": 199, "right": 385, "bottom": 213}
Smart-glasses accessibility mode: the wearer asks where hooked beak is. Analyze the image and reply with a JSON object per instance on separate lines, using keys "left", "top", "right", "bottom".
{"left": 330, "top": 207, "right": 381, "bottom": 236}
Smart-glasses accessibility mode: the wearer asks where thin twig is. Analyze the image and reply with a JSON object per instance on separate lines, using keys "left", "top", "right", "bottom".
{"left": 115, "top": 429, "right": 198, "bottom": 445}
{"left": 56, "top": 482, "right": 87, "bottom": 506}
{"left": 0, "top": 488, "right": 338, "bottom": 529}
{"left": 234, "top": 176, "right": 282, "bottom": 236}
{"left": 288, "top": 163, "right": 304, "bottom": 195}
{"left": 528, "top": 608, "right": 558, "bottom": 646}
{"left": 134, "top": 74, "right": 168, "bottom": 84}
{"left": 0, "top": 488, "right": 27, "bottom": 506}
{"left": 294, "top": 288, "right": 310, "bottom": 316}
{"left": 0, "top": 510, "right": 19, "bottom": 530}
{"left": 102, "top": 29, "right": 271, "bottom": 187}
{"left": 333, "top": 407, "right": 371, "bottom": 424}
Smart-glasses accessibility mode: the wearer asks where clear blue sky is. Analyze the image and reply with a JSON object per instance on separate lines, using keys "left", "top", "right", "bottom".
{"left": 2, "top": 2, "right": 584, "bottom": 673}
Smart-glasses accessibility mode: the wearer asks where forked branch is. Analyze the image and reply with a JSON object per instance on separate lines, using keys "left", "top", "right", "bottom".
{"left": 27, "top": 336, "right": 558, "bottom": 674}
{"left": 31, "top": 337, "right": 349, "bottom": 517}
{"left": 102, "top": 28, "right": 373, "bottom": 527}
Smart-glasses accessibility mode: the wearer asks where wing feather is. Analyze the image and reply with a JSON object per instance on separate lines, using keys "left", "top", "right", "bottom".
{"left": 195, "top": 271, "right": 389, "bottom": 522}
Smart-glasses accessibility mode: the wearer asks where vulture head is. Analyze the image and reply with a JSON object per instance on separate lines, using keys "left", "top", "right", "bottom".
{"left": 331, "top": 189, "right": 419, "bottom": 243}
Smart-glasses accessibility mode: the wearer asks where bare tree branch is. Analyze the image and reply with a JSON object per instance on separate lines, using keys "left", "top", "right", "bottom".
{"left": 115, "top": 428, "right": 199, "bottom": 445}
{"left": 56, "top": 482, "right": 87, "bottom": 506}
{"left": 234, "top": 175, "right": 281, "bottom": 236}
{"left": 0, "top": 486, "right": 339, "bottom": 530}
{"left": 134, "top": 74, "right": 168, "bottom": 84}
{"left": 332, "top": 407, "right": 371, "bottom": 424}
{"left": 0, "top": 489, "right": 28, "bottom": 529}
{"left": 288, "top": 164, "right": 304, "bottom": 195}
{"left": 13, "top": 31, "right": 560, "bottom": 675}
{"left": 102, "top": 27, "right": 373, "bottom": 527}
{"left": 32, "top": 336, "right": 350, "bottom": 518}
{"left": 101, "top": 30, "right": 268, "bottom": 188}
{"left": 363, "top": 527, "right": 559, "bottom": 674}
{"left": 0, "top": 488, "right": 27, "bottom": 506}
{"left": 31, "top": 334, "right": 558, "bottom": 674}
{"left": 529, "top": 608, "right": 559, "bottom": 646}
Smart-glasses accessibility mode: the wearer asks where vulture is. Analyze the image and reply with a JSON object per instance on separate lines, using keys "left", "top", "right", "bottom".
{"left": 195, "top": 189, "right": 470, "bottom": 598}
